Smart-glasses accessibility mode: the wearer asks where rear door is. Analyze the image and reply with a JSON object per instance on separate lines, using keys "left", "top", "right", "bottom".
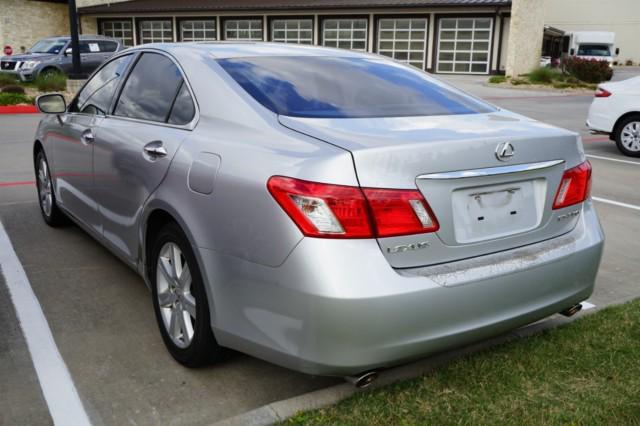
{"left": 79, "top": 40, "right": 106, "bottom": 74}
{"left": 92, "top": 52, "right": 196, "bottom": 262}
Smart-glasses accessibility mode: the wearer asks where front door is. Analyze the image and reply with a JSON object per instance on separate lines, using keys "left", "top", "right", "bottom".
{"left": 92, "top": 52, "right": 196, "bottom": 262}
{"left": 53, "top": 53, "right": 134, "bottom": 233}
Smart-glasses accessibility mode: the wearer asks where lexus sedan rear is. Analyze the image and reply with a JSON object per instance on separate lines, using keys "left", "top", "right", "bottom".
{"left": 33, "top": 43, "right": 604, "bottom": 377}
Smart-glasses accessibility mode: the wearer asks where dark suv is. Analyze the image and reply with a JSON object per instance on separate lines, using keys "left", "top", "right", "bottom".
{"left": 0, "top": 35, "right": 124, "bottom": 81}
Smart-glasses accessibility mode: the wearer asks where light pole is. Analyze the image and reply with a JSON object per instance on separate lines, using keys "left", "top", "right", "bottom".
{"left": 67, "top": 0, "right": 82, "bottom": 79}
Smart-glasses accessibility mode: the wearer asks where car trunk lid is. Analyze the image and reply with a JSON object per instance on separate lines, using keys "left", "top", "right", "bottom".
{"left": 279, "top": 111, "right": 586, "bottom": 268}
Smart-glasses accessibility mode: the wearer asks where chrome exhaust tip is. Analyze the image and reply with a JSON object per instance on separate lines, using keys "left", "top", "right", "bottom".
{"left": 345, "top": 371, "right": 379, "bottom": 388}
{"left": 560, "top": 303, "right": 583, "bottom": 317}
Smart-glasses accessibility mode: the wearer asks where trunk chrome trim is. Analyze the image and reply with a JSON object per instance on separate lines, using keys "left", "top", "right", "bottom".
{"left": 417, "top": 160, "right": 565, "bottom": 180}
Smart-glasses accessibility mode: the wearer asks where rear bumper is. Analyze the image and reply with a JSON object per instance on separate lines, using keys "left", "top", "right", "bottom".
{"left": 587, "top": 99, "right": 615, "bottom": 134}
{"left": 201, "top": 201, "right": 604, "bottom": 376}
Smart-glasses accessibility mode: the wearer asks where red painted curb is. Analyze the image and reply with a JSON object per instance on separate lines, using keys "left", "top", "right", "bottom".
{"left": 0, "top": 180, "right": 35, "bottom": 188}
{"left": 0, "top": 105, "right": 38, "bottom": 114}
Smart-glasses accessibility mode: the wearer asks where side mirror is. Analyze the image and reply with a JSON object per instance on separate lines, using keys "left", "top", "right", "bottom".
{"left": 570, "top": 48, "right": 575, "bottom": 56}
{"left": 615, "top": 48, "right": 620, "bottom": 56}
{"left": 36, "top": 94, "right": 66, "bottom": 114}
{"left": 64, "top": 47, "right": 72, "bottom": 56}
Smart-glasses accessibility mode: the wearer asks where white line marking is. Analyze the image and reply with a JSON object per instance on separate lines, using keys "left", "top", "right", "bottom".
{"left": 592, "top": 196, "right": 640, "bottom": 212}
{"left": 0, "top": 221, "right": 91, "bottom": 426}
{"left": 582, "top": 301, "right": 596, "bottom": 311}
{"left": 586, "top": 154, "right": 640, "bottom": 166}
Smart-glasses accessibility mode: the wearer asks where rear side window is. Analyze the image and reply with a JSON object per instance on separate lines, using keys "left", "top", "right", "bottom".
{"left": 218, "top": 56, "right": 496, "bottom": 118}
{"left": 99, "top": 41, "right": 118, "bottom": 52}
{"left": 114, "top": 53, "right": 184, "bottom": 122}
{"left": 71, "top": 54, "right": 132, "bottom": 115}
{"left": 168, "top": 83, "right": 196, "bottom": 125}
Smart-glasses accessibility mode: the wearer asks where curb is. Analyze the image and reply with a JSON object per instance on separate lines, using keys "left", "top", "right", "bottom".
{"left": 214, "top": 296, "right": 636, "bottom": 426}
{"left": 0, "top": 105, "right": 38, "bottom": 114}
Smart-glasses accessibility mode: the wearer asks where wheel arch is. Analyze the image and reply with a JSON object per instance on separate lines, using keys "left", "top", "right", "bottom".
{"left": 612, "top": 111, "right": 640, "bottom": 140}
{"left": 141, "top": 204, "right": 218, "bottom": 329}
{"left": 37, "top": 65, "right": 64, "bottom": 77}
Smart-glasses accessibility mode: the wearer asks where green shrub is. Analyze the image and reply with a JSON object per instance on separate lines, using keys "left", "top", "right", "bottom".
{"left": 0, "top": 92, "right": 34, "bottom": 105}
{"left": 625, "top": 59, "right": 634, "bottom": 66}
{"left": 510, "top": 78, "right": 530, "bottom": 86}
{"left": 528, "top": 67, "right": 564, "bottom": 84}
{"left": 1, "top": 84, "right": 25, "bottom": 94}
{"left": 488, "top": 75, "right": 507, "bottom": 84}
{"left": 564, "top": 57, "right": 613, "bottom": 83}
{"left": 34, "top": 71, "right": 67, "bottom": 92}
{"left": 552, "top": 82, "right": 573, "bottom": 89}
{"left": 0, "top": 73, "right": 18, "bottom": 87}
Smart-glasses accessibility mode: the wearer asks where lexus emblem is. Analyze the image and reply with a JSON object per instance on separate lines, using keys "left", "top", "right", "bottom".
{"left": 495, "top": 142, "right": 515, "bottom": 161}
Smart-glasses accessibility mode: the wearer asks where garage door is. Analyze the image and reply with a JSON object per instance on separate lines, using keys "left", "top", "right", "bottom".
{"left": 377, "top": 17, "right": 428, "bottom": 69}
{"left": 436, "top": 17, "right": 493, "bottom": 74}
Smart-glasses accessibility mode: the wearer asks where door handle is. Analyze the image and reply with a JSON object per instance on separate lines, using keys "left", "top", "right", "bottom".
{"left": 143, "top": 141, "right": 167, "bottom": 158}
{"left": 81, "top": 129, "right": 95, "bottom": 144}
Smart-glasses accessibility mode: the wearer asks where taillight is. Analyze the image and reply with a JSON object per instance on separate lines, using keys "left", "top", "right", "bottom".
{"left": 595, "top": 87, "right": 612, "bottom": 97}
{"left": 267, "top": 176, "right": 439, "bottom": 238}
{"left": 553, "top": 161, "right": 592, "bottom": 209}
{"left": 362, "top": 188, "right": 439, "bottom": 237}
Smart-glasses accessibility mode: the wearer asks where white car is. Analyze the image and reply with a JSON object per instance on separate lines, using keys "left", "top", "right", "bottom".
{"left": 587, "top": 76, "right": 640, "bottom": 157}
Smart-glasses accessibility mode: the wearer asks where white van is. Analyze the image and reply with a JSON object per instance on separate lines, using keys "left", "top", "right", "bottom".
{"left": 564, "top": 31, "right": 618, "bottom": 65}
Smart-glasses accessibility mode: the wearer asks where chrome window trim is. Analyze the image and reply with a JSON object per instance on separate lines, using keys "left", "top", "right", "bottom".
{"left": 417, "top": 160, "right": 565, "bottom": 180}
{"left": 66, "top": 48, "right": 200, "bottom": 131}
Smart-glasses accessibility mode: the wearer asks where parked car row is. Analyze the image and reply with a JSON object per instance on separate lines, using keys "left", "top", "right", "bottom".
{"left": 0, "top": 35, "right": 124, "bottom": 81}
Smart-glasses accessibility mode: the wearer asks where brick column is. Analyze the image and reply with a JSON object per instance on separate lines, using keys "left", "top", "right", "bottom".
{"left": 505, "top": 0, "right": 545, "bottom": 76}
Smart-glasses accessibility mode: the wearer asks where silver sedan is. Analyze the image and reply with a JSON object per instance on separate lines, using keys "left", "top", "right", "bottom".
{"left": 33, "top": 43, "right": 604, "bottom": 382}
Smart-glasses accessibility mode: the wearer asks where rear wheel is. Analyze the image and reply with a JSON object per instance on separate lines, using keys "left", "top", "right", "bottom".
{"left": 150, "top": 223, "right": 222, "bottom": 367}
{"left": 35, "top": 150, "right": 68, "bottom": 226}
{"left": 614, "top": 115, "right": 640, "bottom": 157}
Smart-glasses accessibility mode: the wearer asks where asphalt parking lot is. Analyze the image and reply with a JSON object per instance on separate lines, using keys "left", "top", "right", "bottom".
{"left": 1, "top": 69, "right": 639, "bottom": 425}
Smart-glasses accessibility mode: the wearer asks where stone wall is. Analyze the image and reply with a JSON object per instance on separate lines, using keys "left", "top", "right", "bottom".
{"left": 505, "top": 0, "right": 545, "bottom": 76}
{"left": 0, "top": 0, "right": 68, "bottom": 53}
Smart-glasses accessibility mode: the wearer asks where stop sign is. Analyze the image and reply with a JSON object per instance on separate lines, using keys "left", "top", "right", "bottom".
{"left": 3, "top": 45, "right": 12, "bottom": 56}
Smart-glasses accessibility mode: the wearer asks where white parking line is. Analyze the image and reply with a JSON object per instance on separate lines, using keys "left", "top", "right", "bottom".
{"left": 592, "top": 197, "right": 640, "bottom": 212}
{"left": 0, "top": 221, "right": 91, "bottom": 426}
{"left": 586, "top": 154, "right": 640, "bottom": 166}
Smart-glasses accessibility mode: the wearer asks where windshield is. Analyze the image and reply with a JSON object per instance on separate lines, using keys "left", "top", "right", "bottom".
{"left": 577, "top": 44, "right": 611, "bottom": 57}
{"left": 218, "top": 56, "right": 496, "bottom": 118}
{"left": 29, "top": 39, "right": 67, "bottom": 54}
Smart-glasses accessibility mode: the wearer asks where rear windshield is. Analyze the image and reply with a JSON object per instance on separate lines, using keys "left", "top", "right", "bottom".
{"left": 218, "top": 56, "right": 496, "bottom": 118}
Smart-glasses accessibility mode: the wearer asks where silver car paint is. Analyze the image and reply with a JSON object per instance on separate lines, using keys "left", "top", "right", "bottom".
{"left": 35, "top": 43, "right": 604, "bottom": 376}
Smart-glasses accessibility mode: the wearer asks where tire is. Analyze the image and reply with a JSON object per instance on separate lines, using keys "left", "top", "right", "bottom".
{"left": 150, "top": 222, "right": 222, "bottom": 367}
{"left": 614, "top": 114, "right": 640, "bottom": 157}
{"left": 35, "top": 150, "right": 68, "bottom": 227}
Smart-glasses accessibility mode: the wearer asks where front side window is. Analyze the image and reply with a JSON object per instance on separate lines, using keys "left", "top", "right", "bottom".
{"left": 78, "top": 41, "right": 102, "bottom": 54}
{"left": 139, "top": 20, "right": 173, "bottom": 44}
{"left": 377, "top": 18, "right": 428, "bottom": 69}
{"left": 70, "top": 54, "right": 133, "bottom": 115}
{"left": 100, "top": 20, "right": 133, "bottom": 47}
{"left": 29, "top": 39, "right": 67, "bottom": 54}
{"left": 180, "top": 19, "right": 217, "bottom": 42}
{"left": 577, "top": 44, "right": 611, "bottom": 57}
{"left": 271, "top": 19, "right": 313, "bottom": 44}
{"left": 218, "top": 56, "right": 496, "bottom": 118}
{"left": 224, "top": 19, "right": 263, "bottom": 41}
{"left": 322, "top": 18, "right": 367, "bottom": 51}
{"left": 114, "top": 53, "right": 185, "bottom": 122}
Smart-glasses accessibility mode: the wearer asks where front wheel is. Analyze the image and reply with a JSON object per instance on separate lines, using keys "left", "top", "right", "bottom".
{"left": 35, "top": 150, "right": 68, "bottom": 227}
{"left": 614, "top": 115, "right": 640, "bottom": 157}
{"left": 150, "top": 223, "right": 222, "bottom": 367}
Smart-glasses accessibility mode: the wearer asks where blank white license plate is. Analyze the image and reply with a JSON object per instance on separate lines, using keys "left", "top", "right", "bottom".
{"left": 451, "top": 180, "right": 545, "bottom": 243}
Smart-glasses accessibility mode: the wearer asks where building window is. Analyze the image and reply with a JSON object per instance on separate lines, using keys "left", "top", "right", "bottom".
{"left": 321, "top": 18, "right": 368, "bottom": 51}
{"left": 436, "top": 17, "right": 493, "bottom": 74}
{"left": 377, "top": 18, "right": 428, "bottom": 69}
{"left": 100, "top": 20, "right": 133, "bottom": 47}
{"left": 224, "top": 19, "right": 263, "bottom": 41}
{"left": 139, "top": 19, "right": 174, "bottom": 44}
{"left": 271, "top": 18, "right": 313, "bottom": 44}
{"left": 179, "top": 19, "right": 217, "bottom": 42}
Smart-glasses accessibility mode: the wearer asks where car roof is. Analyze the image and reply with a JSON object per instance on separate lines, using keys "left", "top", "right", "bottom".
{"left": 41, "top": 35, "right": 120, "bottom": 42}
{"left": 132, "top": 42, "right": 374, "bottom": 60}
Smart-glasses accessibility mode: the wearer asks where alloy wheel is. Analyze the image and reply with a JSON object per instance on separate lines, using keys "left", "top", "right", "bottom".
{"left": 37, "top": 156, "right": 53, "bottom": 217}
{"left": 621, "top": 121, "right": 640, "bottom": 152}
{"left": 156, "top": 242, "right": 196, "bottom": 348}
